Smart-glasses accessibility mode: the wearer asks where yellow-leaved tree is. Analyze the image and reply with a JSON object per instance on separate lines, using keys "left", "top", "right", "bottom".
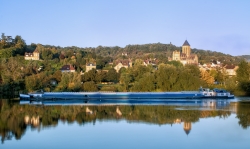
{"left": 200, "top": 70, "right": 214, "bottom": 85}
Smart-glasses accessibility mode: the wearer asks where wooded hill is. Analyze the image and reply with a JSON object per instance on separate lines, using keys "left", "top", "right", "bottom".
{"left": 237, "top": 55, "right": 250, "bottom": 62}
{"left": 34, "top": 43, "right": 245, "bottom": 65}
{"left": 1, "top": 32, "right": 247, "bottom": 65}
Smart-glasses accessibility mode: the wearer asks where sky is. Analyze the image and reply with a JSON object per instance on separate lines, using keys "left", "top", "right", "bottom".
{"left": 0, "top": 0, "right": 249, "bottom": 56}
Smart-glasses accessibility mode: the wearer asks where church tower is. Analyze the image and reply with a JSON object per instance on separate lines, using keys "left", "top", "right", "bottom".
{"left": 182, "top": 40, "right": 191, "bottom": 57}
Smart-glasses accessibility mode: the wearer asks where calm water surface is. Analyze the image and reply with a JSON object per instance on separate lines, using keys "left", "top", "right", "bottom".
{"left": 1, "top": 97, "right": 250, "bottom": 149}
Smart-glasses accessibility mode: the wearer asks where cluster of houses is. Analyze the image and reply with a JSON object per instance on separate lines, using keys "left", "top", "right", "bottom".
{"left": 199, "top": 61, "right": 238, "bottom": 77}
{"left": 24, "top": 40, "right": 238, "bottom": 77}
{"left": 54, "top": 59, "right": 133, "bottom": 74}
{"left": 55, "top": 58, "right": 160, "bottom": 74}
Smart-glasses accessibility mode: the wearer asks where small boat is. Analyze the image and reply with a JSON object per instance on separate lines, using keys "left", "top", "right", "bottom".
{"left": 19, "top": 87, "right": 234, "bottom": 101}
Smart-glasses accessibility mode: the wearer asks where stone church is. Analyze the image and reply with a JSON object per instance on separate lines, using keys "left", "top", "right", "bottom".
{"left": 169, "top": 40, "right": 198, "bottom": 65}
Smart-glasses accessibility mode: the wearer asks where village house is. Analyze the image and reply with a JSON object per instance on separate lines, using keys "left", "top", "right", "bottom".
{"left": 224, "top": 65, "right": 238, "bottom": 76}
{"left": 60, "top": 65, "right": 75, "bottom": 73}
{"left": 114, "top": 59, "right": 132, "bottom": 72}
{"left": 24, "top": 48, "right": 40, "bottom": 60}
{"left": 143, "top": 58, "right": 158, "bottom": 66}
{"left": 86, "top": 63, "right": 96, "bottom": 72}
{"left": 199, "top": 62, "right": 223, "bottom": 71}
{"left": 122, "top": 52, "right": 128, "bottom": 56}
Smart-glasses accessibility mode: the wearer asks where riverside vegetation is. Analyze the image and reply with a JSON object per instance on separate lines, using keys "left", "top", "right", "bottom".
{"left": 0, "top": 33, "right": 250, "bottom": 97}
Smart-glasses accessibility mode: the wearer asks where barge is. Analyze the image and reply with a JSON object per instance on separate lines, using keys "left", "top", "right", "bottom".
{"left": 20, "top": 88, "right": 234, "bottom": 101}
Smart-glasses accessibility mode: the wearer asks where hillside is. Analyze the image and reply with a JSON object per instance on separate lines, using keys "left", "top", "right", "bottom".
{"left": 0, "top": 32, "right": 244, "bottom": 65}
{"left": 237, "top": 55, "right": 250, "bottom": 62}
{"left": 78, "top": 43, "right": 244, "bottom": 65}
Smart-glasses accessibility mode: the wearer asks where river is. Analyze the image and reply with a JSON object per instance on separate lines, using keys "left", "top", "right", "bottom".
{"left": 1, "top": 97, "right": 250, "bottom": 149}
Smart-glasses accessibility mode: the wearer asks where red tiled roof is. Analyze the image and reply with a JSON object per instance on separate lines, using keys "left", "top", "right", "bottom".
{"left": 116, "top": 59, "right": 131, "bottom": 66}
{"left": 61, "top": 65, "right": 75, "bottom": 71}
{"left": 225, "top": 65, "right": 235, "bottom": 69}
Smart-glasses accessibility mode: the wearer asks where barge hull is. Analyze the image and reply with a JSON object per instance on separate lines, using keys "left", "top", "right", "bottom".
{"left": 20, "top": 91, "right": 234, "bottom": 101}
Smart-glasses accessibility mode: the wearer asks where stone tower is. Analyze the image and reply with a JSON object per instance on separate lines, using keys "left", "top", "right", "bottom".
{"left": 182, "top": 40, "right": 191, "bottom": 57}
{"left": 172, "top": 50, "right": 181, "bottom": 61}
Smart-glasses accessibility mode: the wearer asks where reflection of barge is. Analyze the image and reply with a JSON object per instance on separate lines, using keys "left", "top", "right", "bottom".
{"left": 20, "top": 88, "right": 234, "bottom": 101}
{"left": 19, "top": 99, "right": 231, "bottom": 110}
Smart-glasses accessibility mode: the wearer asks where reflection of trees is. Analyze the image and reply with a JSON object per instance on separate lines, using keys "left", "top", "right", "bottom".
{"left": 236, "top": 103, "right": 250, "bottom": 129}
{"left": 0, "top": 100, "right": 236, "bottom": 143}
{"left": 0, "top": 100, "right": 26, "bottom": 143}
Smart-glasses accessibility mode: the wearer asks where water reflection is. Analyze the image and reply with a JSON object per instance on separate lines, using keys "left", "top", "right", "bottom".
{"left": 0, "top": 98, "right": 250, "bottom": 143}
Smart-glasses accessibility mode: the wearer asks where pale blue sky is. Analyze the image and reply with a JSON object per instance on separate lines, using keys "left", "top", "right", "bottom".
{"left": 0, "top": 0, "right": 249, "bottom": 56}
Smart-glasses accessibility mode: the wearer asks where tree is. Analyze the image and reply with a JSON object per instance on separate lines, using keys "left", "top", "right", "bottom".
{"left": 130, "top": 65, "right": 150, "bottom": 81}
{"left": 174, "top": 67, "right": 201, "bottom": 91}
{"left": 119, "top": 67, "right": 127, "bottom": 74}
{"left": 83, "top": 81, "right": 98, "bottom": 91}
{"left": 25, "top": 73, "right": 49, "bottom": 92}
{"left": 0, "top": 48, "right": 15, "bottom": 58}
{"left": 200, "top": 70, "right": 214, "bottom": 86}
{"left": 236, "top": 61, "right": 250, "bottom": 94}
{"left": 166, "top": 60, "right": 183, "bottom": 68}
{"left": 0, "top": 57, "right": 25, "bottom": 84}
{"left": 68, "top": 73, "right": 82, "bottom": 91}
{"left": 95, "top": 71, "right": 107, "bottom": 83}
{"left": 42, "top": 49, "right": 53, "bottom": 60}
{"left": 0, "top": 33, "right": 9, "bottom": 49}
{"left": 106, "top": 68, "right": 118, "bottom": 82}
{"left": 82, "top": 69, "right": 97, "bottom": 82}
{"left": 215, "top": 69, "right": 227, "bottom": 84}
{"left": 59, "top": 53, "right": 65, "bottom": 60}
{"left": 155, "top": 64, "right": 178, "bottom": 91}
{"left": 14, "top": 35, "right": 26, "bottom": 55}
{"left": 119, "top": 73, "right": 132, "bottom": 91}
{"left": 131, "top": 72, "right": 155, "bottom": 91}
{"left": 134, "top": 59, "right": 144, "bottom": 66}
{"left": 55, "top": 72, "right": 82, "bottom": 91}
{"left": 224, "top": 76, "right": 237, "bottom": 91}
{"left": 236, "top": 61, "right": 250, "bottom": 83}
